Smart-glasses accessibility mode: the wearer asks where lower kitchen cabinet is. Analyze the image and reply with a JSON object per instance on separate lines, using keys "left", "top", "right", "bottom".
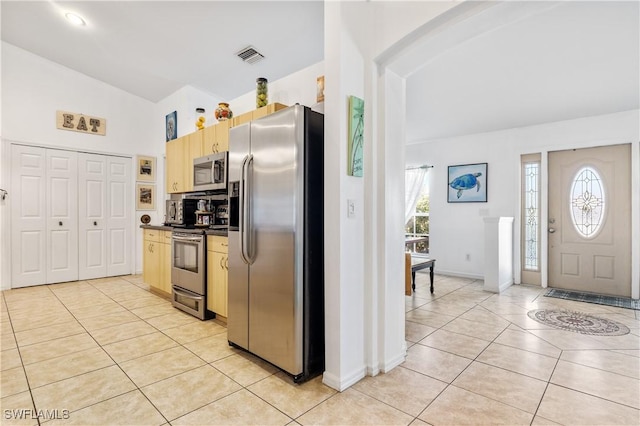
{"left": 143, "top": 229, "right": 171, "bottom": 295}
{"left": 207, "top": 235, "right": 228, "bottom": 319}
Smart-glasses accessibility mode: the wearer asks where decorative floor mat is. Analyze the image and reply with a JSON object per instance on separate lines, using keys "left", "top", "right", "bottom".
{"left": 545, "top": 288, "right": 640, "bottom": 310}
{"left": 527, "top": 309, "right": 630, "bottom": 336}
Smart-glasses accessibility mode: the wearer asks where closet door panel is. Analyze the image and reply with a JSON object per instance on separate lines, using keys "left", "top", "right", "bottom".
{"left": 11, "top": 145, "right": 47, "bottom": 287}
{"left": 107, "top": 157, "right": 131, "bottom": 276}
{"left": 78, "top": 153, "right": 107, "bottom": 279}
{"left": 46, "top": 150, "right": 78, "bottom": 283}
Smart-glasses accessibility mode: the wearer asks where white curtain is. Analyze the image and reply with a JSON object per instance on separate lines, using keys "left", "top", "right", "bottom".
{"left": 405, "top": 168, "right": 427, "bottom": 225}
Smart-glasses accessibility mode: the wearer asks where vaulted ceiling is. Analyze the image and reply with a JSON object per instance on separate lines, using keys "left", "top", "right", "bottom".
{"left": 2, "top": 1, "right": 638, "bottom": 142}
{"left": 1, "top": 1, "right": 324, "bottom": 103}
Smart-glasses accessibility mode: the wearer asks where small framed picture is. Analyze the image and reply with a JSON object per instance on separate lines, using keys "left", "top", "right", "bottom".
{"left": 447, "top": 163, "right": 488, "bottom": 203}
{"left": 166, "top": 111, "right": 177, "bottom": 141}
{"left": 136, "top": 155, "right": 156, "bottom": 182}
{"left": 136, "top": 183, "right": 156, "bottom": 210}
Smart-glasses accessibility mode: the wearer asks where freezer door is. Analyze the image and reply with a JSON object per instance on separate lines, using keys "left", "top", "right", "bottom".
{"left": 248, "top": 105, "right": 305, "bottom": 375}
{"left": 227, "top": 123, "right": 251, "bottom": 350}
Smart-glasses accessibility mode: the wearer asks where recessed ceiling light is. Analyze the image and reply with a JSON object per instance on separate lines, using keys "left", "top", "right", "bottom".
{"left": 65, "top": 12, "right": 86, "bottom": 27}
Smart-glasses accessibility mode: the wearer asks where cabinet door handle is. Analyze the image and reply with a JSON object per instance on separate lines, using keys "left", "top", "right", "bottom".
{"left": 94, "top": 221, "right": 97, "bottom": 226}
{"left": 225, "top": 257, "right": 228, "bottom": 270}
{"left": 212, "top": 143, "right": 215, "bottom": 153}
{"left": 219, "top": 257, "right": 223, "bottom": 268}
{"left": 59, "top": 221, "right": 63, "bottom": 226}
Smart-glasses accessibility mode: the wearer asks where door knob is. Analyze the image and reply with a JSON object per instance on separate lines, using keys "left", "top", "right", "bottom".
{"left": 549, "top": 228, "right": 556, "bottom": 233}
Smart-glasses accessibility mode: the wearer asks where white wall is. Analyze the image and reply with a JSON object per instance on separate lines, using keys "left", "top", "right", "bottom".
{"left": 0, "top": 42, "right": 156, "bottom": 288}
{"left": 323, "top": 0, "right": 460, "bottom": 390}
{"left": 406, "top": 109, "right": 640, "bottom": 283}
{"left": 228, "top": 62, "right": 324, "bottom": 116}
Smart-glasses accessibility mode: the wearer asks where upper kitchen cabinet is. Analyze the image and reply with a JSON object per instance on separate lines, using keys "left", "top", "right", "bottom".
{"left": 252, "top": 103, "right": 288, "bottom": 120}
{"left": 202, "top": 120, "right": 230, "bottom": 155}
{"left": 230, "top": 103, "right": 288, "bottom": 128}
{"left": 185, "top": 131, "right": 203, "bottom": 191}
{"left": 166, "top": 136, "right": 185, "bottom": 193}
{"left": 166, "top": 131, "right": 203, "bottom": 193}
{"left": 231, "top": 111, "right": 252, "bottom": 128}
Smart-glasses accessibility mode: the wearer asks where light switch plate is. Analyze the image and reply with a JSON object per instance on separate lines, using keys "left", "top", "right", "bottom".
{"left": 347, "top": 199, "right": 355, "bottom": 218}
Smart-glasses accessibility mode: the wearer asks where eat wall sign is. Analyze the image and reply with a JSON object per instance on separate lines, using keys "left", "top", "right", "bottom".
{"left": 56, "top": 110, "right": 106, "bottom": 136}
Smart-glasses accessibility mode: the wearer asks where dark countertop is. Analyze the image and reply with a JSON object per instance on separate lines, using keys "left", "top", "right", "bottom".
{"left": 141, "top": 224, "right": 228, "bottom": 237}
{"left": 140, "top": 224, "right": 174, "bottom": 231}
{"left": 204, "top": 229, "right": 228, "bottom": 237}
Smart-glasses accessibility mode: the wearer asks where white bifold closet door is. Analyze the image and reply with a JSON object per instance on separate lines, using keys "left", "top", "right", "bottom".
{"left": 11, "top": 145, "right": 132, "bottom": 288}
{"left": 11, "top": 145, "right": 78, "bottom": 287}
{"left": 78, "top": 153, "right": 131, "bottom": 279}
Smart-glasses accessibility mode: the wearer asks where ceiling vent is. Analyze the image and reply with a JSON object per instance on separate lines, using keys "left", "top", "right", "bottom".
{"left": 236, "top": 46, "right": 264, "bottom": 64}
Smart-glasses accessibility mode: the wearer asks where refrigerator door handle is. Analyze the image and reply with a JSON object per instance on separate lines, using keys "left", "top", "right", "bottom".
{"left": 244, "top": 154, "right": 255, "bottom": 264}
{"left": 239, "top": 155, "right": 249, "bottom": 264}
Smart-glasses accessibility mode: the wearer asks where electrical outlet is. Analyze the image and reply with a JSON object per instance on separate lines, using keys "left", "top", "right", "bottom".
{"left": 465, "top": 253, "right": 471, "bottom": 261}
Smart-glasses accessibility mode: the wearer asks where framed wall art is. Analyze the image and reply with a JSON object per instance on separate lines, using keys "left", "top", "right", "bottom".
{"left": 447, "top": 163, "right": 487, "bottom": 203}
{"left": 136, "top": 183, "right": 156, "bottom": 210}
{"left": 136, "top": 155, "right": 156, "bottom": 182}
{"left": 166, "top": 111, "right": 177, "bottom": 141}
{"left": 347, "top": 95, "right": 364, "bottom": 177}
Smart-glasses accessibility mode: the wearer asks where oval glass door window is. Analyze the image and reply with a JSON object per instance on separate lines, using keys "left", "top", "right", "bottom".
{"left": 570, "top": 166, "right": 605, "bottom": 238}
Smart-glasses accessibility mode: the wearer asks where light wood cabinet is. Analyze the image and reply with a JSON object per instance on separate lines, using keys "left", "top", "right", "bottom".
{"left": 166, "top": 132, "right": 203, "bottom": 193}
{"left": 143, "top": 229, "right": 172, "bottom": 295}
{"left": 166, "top": 137, "right": 185, "bottom": 193}
{"left": 167, "top": 104, "right": 287, "bottom": 193}
{"left": 207, "top": 235, "right": 228, "bottom": 319}
{"left": 231, "top": 111, "right": 252, "bottom": 128}
{"left": 231, "top": 103, "right": 287, "bottom": 128}
{"left": 252, "top": 102, "right": 288, "bottom": 120}
{"left": 202, "top": 120, "right": 230, "bottom": 155}
{"left": 185, "top": 131, "right": 203, "bottom": 192}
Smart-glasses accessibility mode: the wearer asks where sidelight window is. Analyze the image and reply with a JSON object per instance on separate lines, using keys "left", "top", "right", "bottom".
{"left": 523, "top": 162, "right": 540, "bottom": 271}
{"left": 570, "top": 166, "right": 605, "bottom": 238}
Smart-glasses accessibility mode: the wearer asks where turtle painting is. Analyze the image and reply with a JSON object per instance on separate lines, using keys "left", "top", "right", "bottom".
{"left": 449, "top": 172, "right": 482, "bottom": 199}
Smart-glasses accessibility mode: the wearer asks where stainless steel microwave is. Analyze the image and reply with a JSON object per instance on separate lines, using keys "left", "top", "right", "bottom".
{"left": 193, "top": 152, "right": 228, "bottom": 191}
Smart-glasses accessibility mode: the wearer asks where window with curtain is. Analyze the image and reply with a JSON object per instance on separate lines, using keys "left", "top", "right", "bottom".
{"left": 405, "top": 168, "right": 430, "bottom": 253}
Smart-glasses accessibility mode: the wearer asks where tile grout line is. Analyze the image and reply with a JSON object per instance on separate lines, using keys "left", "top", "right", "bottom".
{"left": 80, "top": 277, "right": 281, "bottom": 424}
{"left": 39, "top": 279, "right": 173, "bottom": 425}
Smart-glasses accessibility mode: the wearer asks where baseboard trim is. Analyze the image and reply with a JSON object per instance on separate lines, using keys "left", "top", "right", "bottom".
{"left": 380, "top": 351, "right": 406, "bottom": 373}
{"left": 322, "top": 367, "right": 366, "bottom": 391}
{"left": 434, "top": 269, "right": 484, "bottom": 280}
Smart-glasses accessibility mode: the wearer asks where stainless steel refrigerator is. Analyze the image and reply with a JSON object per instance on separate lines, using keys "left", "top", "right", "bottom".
{"left": 227, "top": 104, "right": 324, "bottom": 382}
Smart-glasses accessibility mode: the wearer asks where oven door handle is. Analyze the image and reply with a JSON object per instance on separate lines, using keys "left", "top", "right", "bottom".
{"left": 172, "top": 234, "right": 203, "bottom": 242}
{"left": 173, "top": 287, "right": 203, "bottom": 300}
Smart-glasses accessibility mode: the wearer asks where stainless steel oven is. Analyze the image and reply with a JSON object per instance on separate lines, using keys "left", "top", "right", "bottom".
{"left": 171, "top": 232, "right": 206, "bottom": 319}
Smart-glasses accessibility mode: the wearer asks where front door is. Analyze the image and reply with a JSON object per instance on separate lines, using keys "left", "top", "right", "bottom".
{"left": 548, "top": 144, "right": 631, "bottom": 297}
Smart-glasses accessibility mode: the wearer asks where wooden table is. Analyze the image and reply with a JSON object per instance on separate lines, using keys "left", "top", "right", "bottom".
{"left": 410, "top": 255, "right": 436, "bottom": 294}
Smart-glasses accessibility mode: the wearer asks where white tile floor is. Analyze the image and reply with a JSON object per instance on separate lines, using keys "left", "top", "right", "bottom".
{"left": 1, "top": 273, "right": 639, "bottom": 425}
